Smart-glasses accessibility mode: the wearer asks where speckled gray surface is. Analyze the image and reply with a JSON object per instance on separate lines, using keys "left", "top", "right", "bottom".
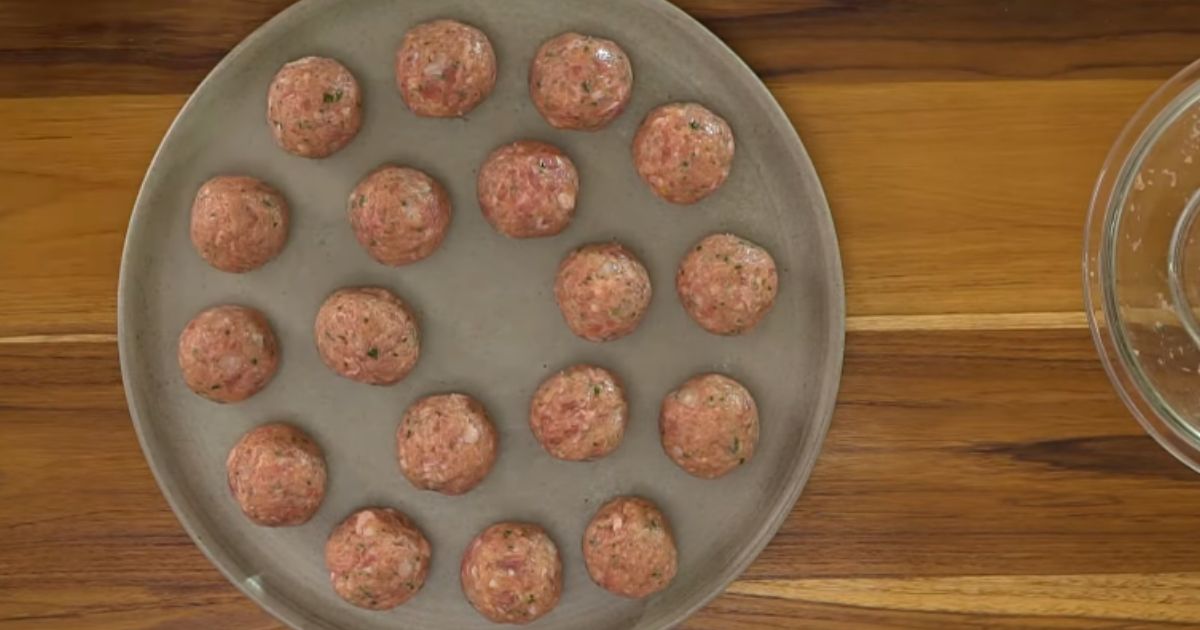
{"left": 117, "top": 1, "right": 845, "bottom": 628}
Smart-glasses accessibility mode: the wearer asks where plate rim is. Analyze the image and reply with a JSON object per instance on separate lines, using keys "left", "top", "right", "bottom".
{"left": 117, "top": 1, "right": 846, "bottom": 628}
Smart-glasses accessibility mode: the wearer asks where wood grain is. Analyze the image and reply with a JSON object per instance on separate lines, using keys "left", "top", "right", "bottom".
{"left": 3, "top": 1, "right": 1198, "bottom": 629}
{"left": 3, "top": 331, "right": 1199, "bottom": 628}
{"left": 0, "top": 78, "right": 1156, "bottom": 336}
{"left": 5, "top": 0, "right": 1200, "bottom": 98}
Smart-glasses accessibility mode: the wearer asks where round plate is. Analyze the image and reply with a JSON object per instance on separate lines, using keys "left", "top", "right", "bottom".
{"left": 118, "top": 1, "right": 845, "bottom": 628}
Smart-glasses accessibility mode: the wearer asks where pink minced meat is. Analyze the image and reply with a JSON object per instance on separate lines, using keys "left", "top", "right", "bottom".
{"left": 660, "top": 373, "right": 759, "bottom": 479}
{"left": 348, "top": 165, "right": 452, "bottom": 266}
{"left": 396, "top": 19, "right": 497, "bottom": 118}
{"left": 397, "top": 393, "right": 498, "bottom": 495}
{"left": 633, "top": 102, "right": 735, "bottom": 204}
{"left": 461, "top": 522, "right": 563, "bottom": 624}
{"left": 530, "top": 32, "right": 634, "bottom": 131}
{"left": 189, "top": 175, "right": 289, "bottom": 273}
{"left": 676, "top": 233, "right": 779, "bottom": 335}
{"left": 226, "top": 423, "right": 326, "bottom": 527}
{"left": 554, "top": 242, "right": 652, "bottom": 342}
{"left": 325, "top": 507, "right": 431, "bottom": 610}
{"left": 583, "top": 496, "right": 678, "bottom": 598}
{"left": 529, "top": 364, "right": 628, "bottom": 461}
{"left": 177, "top": 305, "right": 279, "bottom": 403}
{"left": 267, "top": 56, "right": 363, "bottom": 158}
{"left": 477, "top": 140, "right": 579, "bottom": 238}
{"left": 314, "top": 287, "right": 420, "bottom": 385}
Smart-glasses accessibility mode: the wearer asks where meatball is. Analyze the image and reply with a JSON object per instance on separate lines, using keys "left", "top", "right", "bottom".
{"left": 397, "top": 393, "right": 498, "bottom": 495}
{"left": 226, "top": 423, "right": 326, "bottom": 527}
{"left": 633, "top": 102, "right": 735, "bottom": 204}
{"left": 660, "top": 373, "right": 759, "bottom": 479}
{"left": 348, "top": 165, "right": 452, "bottom": 266}
{"left": 396, "top": 19, "right": 497, "bottom": 117}
{"left": 461, "top": 522, "right": 563, "bottom": 624}
{"left": 554, "top": 242, "right": 652, "bottom": 342}
{"left": 314, "top": 288, "right": 420, "bottom": 385}
{"left": 477, "top": 140, "right": 579, "bottom": 238}
{"left": 530, "top": 32, "right": 634, "bottom": 131}
{"left": 178, "top": 305, "right": 279, "bottom": 403}
{"left": 677, "top": 233, "right": 779, "bottom": 335}
{"left": 325, "top": 507, "right": 431, "bottom": 610}
{"left": 583, "top": 496, "right": 678, "bottom": 598}
{"left": 267, "top": 56, "right": 363, "bottom": 158}
{"left": 190, "top": 175, "right": 289, "bottom": 273}
{"left": 530, "top": 364, "right": 627, "bottom": 461}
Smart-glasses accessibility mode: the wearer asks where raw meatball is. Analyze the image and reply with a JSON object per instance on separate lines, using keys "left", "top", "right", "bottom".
{"left": 554, "top": 242, "right": 652, "bottom": 342}
{"left": 397, "top": 393, "right": 498, "bottom": 495}
{"left": 226, "top": 423, "right": 326, "bottom": 527}
{"left": 314, "top": 288, "right": 420, "bottom": 385}
{"left": 267, "top": 56, "right": 363, "bottom": 158}
{"left": 660, "top": 373, "right": 759, "bottom": 479}
{"left": 325, "top": 507, "right": 431, "bottom": 610}
{"left": 190, "top": 175, "right": 289, "bottom": 273}
{"left": 583, "top": 496, "right": 678, "bottom": 598}
{"left": 396, "top": 19, "right": 497, "bottom": 117}
{"left": 348, "top": 165, "right": 452, "bottom": 266}
{"left": 529, "top": 364, "right": 627, "bottom": 461}
{"left": 461, "top": 522, "right": 563, "bottom": 624}
{"left": 677, "top": 233, "right": 779, "bottom": 335}
{"left": 530, "top": 32, "right": 633, "bottom": 131}
{"left": 477, "top": 140, "right": 579, "bottom": 238}
{"left": 633, "top": 102, "right": 735, "bottom": 204}
{"left": 178, "top": 305, "right": 279, "bottom": 403}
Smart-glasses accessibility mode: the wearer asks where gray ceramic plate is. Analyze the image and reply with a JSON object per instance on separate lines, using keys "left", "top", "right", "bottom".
{"left": 118, "top": 0, "right": 844, "bottom": 628}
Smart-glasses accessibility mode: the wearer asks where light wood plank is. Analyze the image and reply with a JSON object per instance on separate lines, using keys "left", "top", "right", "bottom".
{"left": 0, "top": 79, "right": 1157, "bottom": 336}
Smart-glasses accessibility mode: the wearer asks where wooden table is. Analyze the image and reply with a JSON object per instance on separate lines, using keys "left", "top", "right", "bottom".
{"left": 5, "top": 1, "right": 1200, "bottom": 628}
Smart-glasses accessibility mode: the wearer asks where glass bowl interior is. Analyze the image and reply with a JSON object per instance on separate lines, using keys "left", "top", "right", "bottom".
{"left": 1085, "top": 57, "right": 1200, "bottom": 471}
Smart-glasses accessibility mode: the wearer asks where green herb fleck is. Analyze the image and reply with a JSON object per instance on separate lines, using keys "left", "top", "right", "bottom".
{"left": 211, "top": 384, "right": 221, "bottom": 390}
{"left": 581, "top": 80, "right": 592, "bottom": 93}
{"left": 651, "top": 570, "right": 662, "bottom": 578}
{"left": 739, "top": 457, "right": 746, "bottom": 465}
{"left": 323, "top": 89, "right": 343, "bottom": 103}
{"left": 593, "top": 385, "right": 602, "bottom": 396}
{"left": 503, "top": 529, "right": 513, "bottom": 538}
{"left": 367, "top": 347, "right": 379, "bottom": 359}
{"left": 527, "top": 594, "right": 536, "bottom": 604}
{"left": 649, "top": 519, "right": 659, "bottom": 530}
{"left": 731, "top": 437, "right": 740, "bottom": 454}
{"left": 689, "top": 120, "right": 701, "bottom": 130}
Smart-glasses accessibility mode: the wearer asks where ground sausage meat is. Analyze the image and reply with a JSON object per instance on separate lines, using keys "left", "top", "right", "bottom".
{"left": 190, "top": 175, "right": 289, "bottom": 273}
{"left": 325, "top": 507, "right": 431, "bottom": 610}
{"left": 461, "top": 522, "right": 563, "bottom": 624}
{"left": 529, "top": 364, "right": 627, "bottom": 461}
{"left": 677, "top": 233, "right": 778, "bottom": 335}
{"left": 554, "top": 242, "right": 652, "bottom": 342}
{"left": 226, "top": 423, "right": 326, "bottom": 526}
{"left": 477, "top": 140, "right": 579, "bottom": 238}
{"left": 396, "top": 19, "right": 497, "bottom": 118}
{"left": 633, "top": 102, "right": 735, "bottom": 204}
{"left": 397, "top": 393, "right": 498, "bottom": 495}
{"left": 660, "top": 373, "right": 759, "bottom": 479}
{"left": 267, "top": 56, "right": 363, "bottom": 158}
{"left": 348, "top": 165, "right": 452, "bottom": 266}
{"left": 314, "top": 288, "right": 420, "bottom": 385}
{"left": 178, "top": 305, "right": 279, "bottom": 403}
{"left": 583, "top": 496, "right": 678, "bottom": 598}
{"left": 530, "top": 32, "right": 633, "bottom": 131}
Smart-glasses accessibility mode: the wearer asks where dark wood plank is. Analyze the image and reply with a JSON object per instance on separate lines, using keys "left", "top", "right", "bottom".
{"left": 4, "top": 0, "right": 1200, "bottom": 98}
{"left": 3, "top": 329, "right": 1200, "bottom": 627}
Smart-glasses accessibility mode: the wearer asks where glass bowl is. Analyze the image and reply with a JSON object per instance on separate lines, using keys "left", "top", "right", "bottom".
{"left": 1085, "top": 57, "right": 1200, "bottom": 472}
